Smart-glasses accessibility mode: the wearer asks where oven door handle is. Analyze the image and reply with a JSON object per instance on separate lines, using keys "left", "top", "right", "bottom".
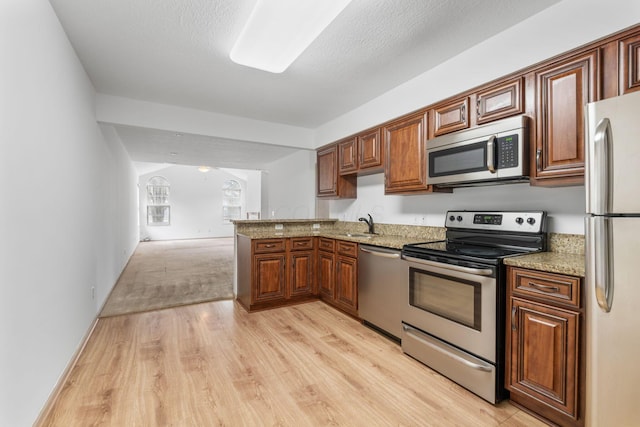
{"left": 402, "top": 255, "right": 494, "bottom": 276}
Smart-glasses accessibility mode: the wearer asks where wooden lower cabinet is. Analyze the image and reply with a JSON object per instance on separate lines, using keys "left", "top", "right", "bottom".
{"left": 236, "top": 235, "right": 317, "bottom": 311}
{"left": 237, "top": 235, "right": 358, "bottom": 316}
{"left": 335, "top": 254, "right": 358, "bottom": 315}
{"left": 506, "top": 267, "right": 584, "bottom": 427}
{"left": 318, "top": 238, "right": 358, "bottom": 317}
{"left": 253, "top": 253, "right": 286, "bottom": 303}
{"left": 318, "top": 249, "right": 335, "bottom": 299}
{"left": 289, "top": 251, "right": 314, "bottom": 297}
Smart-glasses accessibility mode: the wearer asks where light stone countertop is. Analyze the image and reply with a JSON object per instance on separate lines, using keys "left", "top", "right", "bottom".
{"left": 235, "top": 231, "right": 438, "bottom": 250}
{"left": 235, "top": 220, "right": 586, "bottom": 275}
{"left": 503, "top": 251, "right": 585, "bottom": 277}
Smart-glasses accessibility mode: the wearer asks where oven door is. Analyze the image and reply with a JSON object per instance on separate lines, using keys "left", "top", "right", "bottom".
{"left": 403, "top": 256, "right": 497, "bottom": 363}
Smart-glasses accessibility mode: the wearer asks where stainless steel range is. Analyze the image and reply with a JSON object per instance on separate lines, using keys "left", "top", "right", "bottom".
{"left": 401, "top": 210, "right": 547, "bottom": 403}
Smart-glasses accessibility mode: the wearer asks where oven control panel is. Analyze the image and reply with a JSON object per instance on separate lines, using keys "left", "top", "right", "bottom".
{"left": 445, "top": 211, "right": 546, "bottom": 233}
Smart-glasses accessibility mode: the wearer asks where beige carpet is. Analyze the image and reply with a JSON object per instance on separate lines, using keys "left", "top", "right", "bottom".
{"left": 100, "top": 237, "right": 234, "bottom": 317}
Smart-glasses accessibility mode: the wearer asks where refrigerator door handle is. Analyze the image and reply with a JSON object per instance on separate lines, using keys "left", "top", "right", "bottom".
{"left": 587, "top": 216, "right": 613, "bottom": 312}
{"left": 591, "top": 118, "right": 612, "bottom": 215}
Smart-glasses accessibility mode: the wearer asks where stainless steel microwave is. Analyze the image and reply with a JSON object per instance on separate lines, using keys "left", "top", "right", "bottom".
{"left": 427, "top": 115, "right": 529, "bottom": 187}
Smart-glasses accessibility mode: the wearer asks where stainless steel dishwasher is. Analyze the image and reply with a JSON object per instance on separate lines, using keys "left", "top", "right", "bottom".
{"left": 358, "top": 244, "right": 407, "bottom": 341}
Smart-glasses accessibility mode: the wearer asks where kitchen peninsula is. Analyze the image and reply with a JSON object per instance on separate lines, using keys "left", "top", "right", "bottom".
{"left": 234, "top": 218, "right": 445, "bottom": 313}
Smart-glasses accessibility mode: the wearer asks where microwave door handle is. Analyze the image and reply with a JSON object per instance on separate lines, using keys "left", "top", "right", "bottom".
{"left": 487, "top": 135, "right": 496, "bottom": 173}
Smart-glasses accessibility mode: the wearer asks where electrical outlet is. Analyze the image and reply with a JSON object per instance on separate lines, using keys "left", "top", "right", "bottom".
{"left": 275, "top": 224, "right": 284, "bottom": 230}
{"left": 312, "top": 223, "right": 320, "bottom": 229}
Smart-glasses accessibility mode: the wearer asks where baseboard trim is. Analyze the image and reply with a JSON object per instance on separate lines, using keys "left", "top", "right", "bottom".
{"left": 33, "top": 316, "right": 100, "bottom": 426}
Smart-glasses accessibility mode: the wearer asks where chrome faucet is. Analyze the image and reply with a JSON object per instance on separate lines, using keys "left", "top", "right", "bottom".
{"left": 358, "top": 214, "right": 376, "bottom": 234}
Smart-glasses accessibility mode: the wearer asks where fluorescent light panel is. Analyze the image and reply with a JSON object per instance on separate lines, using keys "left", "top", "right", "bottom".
{"left": 230, "top": 0, "right": 352, "bottom": 73}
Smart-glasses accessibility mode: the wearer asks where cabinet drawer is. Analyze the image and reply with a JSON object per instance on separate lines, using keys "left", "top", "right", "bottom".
{"left": 318, "top": 238, "right": 335, "bottom": 252}
{"left": 290, "top": 237, "right": 314, "bottom": 251}
{"left": 336, "top": 240, "right": 358, "bottom": 258}
{"left": 253, "top": 239, "right": 286, "bottom": 254}
{"left": 509, "top": 267, "right": 581, "bottom": 308}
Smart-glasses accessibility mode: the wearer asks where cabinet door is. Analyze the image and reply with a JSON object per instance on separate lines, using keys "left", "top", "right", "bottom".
{"left": 288, "top": 251, "right": 315, "bottom": 297}
{"left": 335, "top": 255, "right": 358, "bottom": 315}
{"left": 534, "top": 50, "right": 599, "bottom": 184}
{"left": 318, "top": 251, "right": 335, "bottom": 299}
{"left": 338, "top": 137, "right": 358, "bottom": 175}
{"left": 432, "top": 97, "right": 469, "bottom": 137}
{"left": 508, "top": 297, "right": 579, "bottom": 419}
{"left": 358, "top": 128, "right": 383, "bottom": 173}
{"left": 476, "top": 78, "right": 524, "bottom": 124}
{"left": 619, "top": 33, "right": 640, "bottom": 94}
{"left": 317, "top": 145, "right": 339, "bottom": 196}
{"left": 253, "top": 253, "right": 286, "bottom": 303}
{"left": 317, "top": 144, "right": 357, "bottom": 198}
{"left": 383, "top": 111, "right": 429, "bottom": 194}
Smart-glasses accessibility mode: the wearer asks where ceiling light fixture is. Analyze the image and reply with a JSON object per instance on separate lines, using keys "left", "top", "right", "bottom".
{"left": 230, "top": 0, "right": 353, "bottom": 73}
{"left": 198, "top": 166, "right": 211, "bottom": 173}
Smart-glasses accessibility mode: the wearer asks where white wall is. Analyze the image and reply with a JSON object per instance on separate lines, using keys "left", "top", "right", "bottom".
{"left": 139, "top": 165, "right": 244, "bottom": 240}
{"left": 316, "top": 0, "right": 640, "bottom": 234}
{"left": 331, "top": 175, "right": 585, "bottom": 234}
{"left": 244, "top": 170, "right": 263, "bottom": 215}
{"left": 0, "top": 1, "right": 139, "bottom": 425}
{"left": 264, "top": 150, "right": 317, "bottom": 219}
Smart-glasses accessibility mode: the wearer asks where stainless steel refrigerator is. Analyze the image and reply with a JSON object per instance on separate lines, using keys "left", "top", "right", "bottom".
{"left": 585, "top": 90, "right": 640, "bottom": 426}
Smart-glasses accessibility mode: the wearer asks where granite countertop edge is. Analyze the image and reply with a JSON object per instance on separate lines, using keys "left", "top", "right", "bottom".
{"left": 235, "top": 231, "right": 437, "bottom": 250}
{"left": 503, "top": 252, "right": 585, "bottom": 277}
{"left": 236, "top": 228, "right": 586, "bottom": 276}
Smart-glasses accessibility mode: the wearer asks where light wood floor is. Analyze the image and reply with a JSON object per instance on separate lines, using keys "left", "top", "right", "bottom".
{"left": 39, "top": 300, "right": 545, "bottom": 426}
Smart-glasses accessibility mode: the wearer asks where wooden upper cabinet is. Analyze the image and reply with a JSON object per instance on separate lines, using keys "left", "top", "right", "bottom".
{"left": 476, "top": 77, "right": 524, "bottom": 124}
{"left": 357, "top": 128, "right": 384, "bottom": 173}
{"left": 383, "top": 111, "right": 429, "bottom": 194}
{"left": 317, "top": 144, "right": 356, "bottom": 198}
{"left": 338, "top": 137, "right": 357, "bottom": 175}
{"left": 619, "top": 32, "right": 640, "bottom": 94}
{"left": 533, "top": 50, "right": 600, "bottom": 185}
{"left": 431, "top": 97, "right": 469, "bottom": 137}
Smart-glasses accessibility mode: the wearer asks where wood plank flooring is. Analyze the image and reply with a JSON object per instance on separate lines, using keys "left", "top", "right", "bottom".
{"left": 38, "top": 300, "right": 545, "bottom": 426}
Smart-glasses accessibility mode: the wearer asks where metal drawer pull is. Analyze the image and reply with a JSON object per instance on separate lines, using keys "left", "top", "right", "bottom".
{"left": 263, "top": 244, "right": 276, "bottom": 248}
{"left": 360, "top": 247, "right": 400, "bottom": 259}
{"left": 403, "top": 325, "right": 492, "bottom": 372}
{"left": 528, "top": 281, "right": 560, "bottom": 293}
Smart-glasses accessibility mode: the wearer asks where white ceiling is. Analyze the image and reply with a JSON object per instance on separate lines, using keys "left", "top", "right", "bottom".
{"left": 50, "top": 0, "right": 560, "bottom": 170}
